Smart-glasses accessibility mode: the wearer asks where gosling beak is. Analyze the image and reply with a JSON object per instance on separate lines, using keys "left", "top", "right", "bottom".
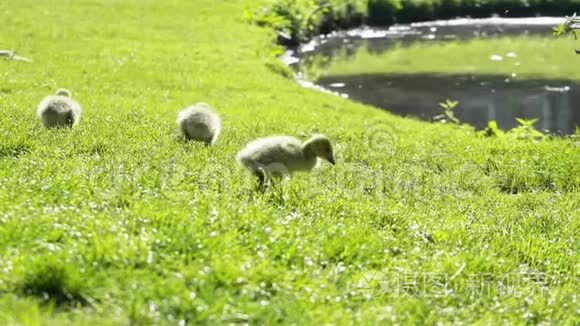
{"left": 327, "top": 154, "right": 336, "bottom": 165}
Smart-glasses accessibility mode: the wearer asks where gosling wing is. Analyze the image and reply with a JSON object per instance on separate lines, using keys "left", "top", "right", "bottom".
{"left": 246, "top": 136, "right": 303, "bottom": 165}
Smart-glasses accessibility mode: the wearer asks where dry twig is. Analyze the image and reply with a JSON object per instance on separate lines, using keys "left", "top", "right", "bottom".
{"left": 0, "top": 49, "right": 32, "bottom": 62}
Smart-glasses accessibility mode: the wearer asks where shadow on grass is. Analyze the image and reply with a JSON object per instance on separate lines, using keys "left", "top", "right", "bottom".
{"left": 0, "top": 143, "right": 31, "bottom": 158}
{"left": 18, "top": 260, "right": 90, "bottom": 308}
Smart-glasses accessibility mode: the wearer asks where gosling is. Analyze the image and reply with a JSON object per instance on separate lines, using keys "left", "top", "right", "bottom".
{"left": 176, "top": 103, "right": 221, "bottom": 145}
{"left": 37, "top": 88, "right": 82, "bottom": 128}
{"left": 236, "top": 134, "right": 336, "bottom": 187}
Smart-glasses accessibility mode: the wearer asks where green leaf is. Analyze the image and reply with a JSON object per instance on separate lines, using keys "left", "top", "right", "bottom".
{"left": 515, "top": 118, "right": 539, "bottom": 128}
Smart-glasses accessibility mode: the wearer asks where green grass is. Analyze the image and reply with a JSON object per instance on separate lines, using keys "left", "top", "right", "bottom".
{"left": 310, "top": 36, "right": 580, "bottom": 80}
{"left": 0, "top": 0, "right": 579, "bottom": 324}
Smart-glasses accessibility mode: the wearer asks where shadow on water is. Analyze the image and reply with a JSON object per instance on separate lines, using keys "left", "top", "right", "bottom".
{"left": 290, "top": 17, "right": 580, "bottom": 134}
{"left": 319, "top": 73, "right": 580, "bottom": 134}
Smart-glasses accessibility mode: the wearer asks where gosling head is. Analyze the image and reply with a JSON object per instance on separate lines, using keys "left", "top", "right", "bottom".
{"left": 55, "top": 88, "right": 71, "bottom": 97}
{"left": 304, "top": 134, "right": 335, "bottom": 165}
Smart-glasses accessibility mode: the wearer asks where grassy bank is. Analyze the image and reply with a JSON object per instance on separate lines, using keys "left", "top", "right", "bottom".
{"left": 0, "top": 0, "right": 579, "bottom": 324}
{"left": 249, "top": 0, "right": 580, "bottom": 44}
{"left": 308, "top": 36, "right": 580, "bottom": 80}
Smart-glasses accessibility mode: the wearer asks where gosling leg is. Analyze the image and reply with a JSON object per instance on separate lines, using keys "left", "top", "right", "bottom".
{"left": 253, "top": 167, "right": 267, "bottom": 193}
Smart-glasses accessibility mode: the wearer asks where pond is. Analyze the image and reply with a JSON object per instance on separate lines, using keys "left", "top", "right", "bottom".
{"left": 287, "top": 17, "right": 580, "bottom": 135}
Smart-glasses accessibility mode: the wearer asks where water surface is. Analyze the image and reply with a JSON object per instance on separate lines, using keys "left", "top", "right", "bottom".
{"left": 289, "top": 17, "right": 579, "bottom": 134}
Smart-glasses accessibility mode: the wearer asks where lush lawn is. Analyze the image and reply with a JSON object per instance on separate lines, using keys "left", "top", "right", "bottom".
{"left": 312, "top": 36, "right": 580, "bottom": 80}
{"left": 0, "top": 0, "right": 579, "bottom": 324}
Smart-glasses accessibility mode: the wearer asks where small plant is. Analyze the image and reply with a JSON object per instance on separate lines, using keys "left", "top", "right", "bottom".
{"left": 554, "top": 13, "right": 580, "bottom": 54}
{"left": 483, "top": 120, "right": 503, "bottom": 138}
{"left": 508, "top": 118, "right": 545, "bottom": 140}
{"left": 434, "top": 99, "right": 460, "bottom": 124}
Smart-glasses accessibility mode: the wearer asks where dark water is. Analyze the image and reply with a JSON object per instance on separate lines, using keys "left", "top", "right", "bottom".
{"left": 289, "top": 18, "right": 579, "bottom": 134}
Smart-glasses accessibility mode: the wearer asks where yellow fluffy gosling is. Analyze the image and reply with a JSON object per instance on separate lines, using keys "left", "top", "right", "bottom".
{"left": 37, "top": 88, "right": 82, "bottom": 128}
{"left": 176, "top": 103, "right": 221, "bottom": 145}
{"left": 236, "top": 134, "right": 336, "bottom": 187}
